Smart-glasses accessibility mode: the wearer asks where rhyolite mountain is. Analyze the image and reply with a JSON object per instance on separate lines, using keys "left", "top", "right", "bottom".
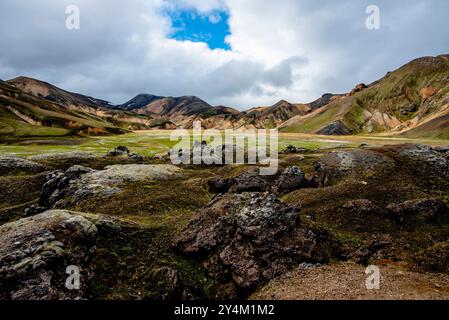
{"left": 0, "top": 77, "right": 158, "bottom": 140}
{"left": 1, "top": 54, "right": 449, "bottom": 140}
{"left": 280, "top": 54, "right": 449, "bottom": 139}
{"left": 116, "top": 94, "right": 241, "bottom": 129}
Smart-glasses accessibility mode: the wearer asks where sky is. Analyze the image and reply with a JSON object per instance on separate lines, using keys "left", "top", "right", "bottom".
{"left": 0, "top": 0, "right": 448, "bottom": 110}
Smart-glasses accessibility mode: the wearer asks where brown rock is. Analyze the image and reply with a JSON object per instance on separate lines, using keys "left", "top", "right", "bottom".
{"left": 386, "top": 198, "right": 449, "bottom": 224}
{"left": 175, "top": 192, "right": 340, "bottom": 296}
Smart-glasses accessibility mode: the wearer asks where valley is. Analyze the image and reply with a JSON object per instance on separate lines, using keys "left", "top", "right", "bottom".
{"left": 2, "top": 55, "right": 449, "bottom": 141}
{"left": 1, "top": 54, "right": 449, "bottom": 301}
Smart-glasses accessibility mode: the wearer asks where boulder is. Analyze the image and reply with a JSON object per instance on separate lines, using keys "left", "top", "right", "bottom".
{"left": 342, "top": 199, "right": 380, "bottom": 215}
{"left": 28, "top": 152, "right": 96, "bottom": 162}
{"left": 26, "top": 164, "right": 181, "bottom": 214}
{"left": 229, "top": 169, "right": 270, "bottom": 193}
{"left": 313, "top": 149, "right": 395, "bottom": 186}
{"left": 386, "top": 198, "right": 449, "bottom": 224}
{"left": 0, "top": 210, "right": 97, "bottom": 300}
{"left": 175, "top": 192, "right": 339, "bottom": 295}
{"left": 106, "top": 146, "right": 130, "bottom": 157}
{"left": 209, "top": 166, "right": 308, "bottom": 196}
{"left": 207, "top": 177, "right": 235, "bottom": 194}
{"left": 0, "top": 156, "right": 46, "bottom": 175}
{"left": 273, "top": 166, "right": 307, "bottom": 196}
{"left": 348, "top": 83, "right": 367, "bottom": 96}
{"left": 395, "top": 144, "right": 449, "bottom": 178}
{"left": 282, "top": 145, "right": 307, "bottom": 154}
{"left": 127, "top": 153, "right": 144, "bottom": 162}
{"left": 348, "top": 236, "right": 391, "bottom": 265}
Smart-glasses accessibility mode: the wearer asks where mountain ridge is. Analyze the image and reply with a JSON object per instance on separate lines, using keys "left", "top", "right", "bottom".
{"left": 280, "top": 54, "right": 449, "bottom": 138}
{"left": 2, "top": 54, "right": 449, "bottom": 139}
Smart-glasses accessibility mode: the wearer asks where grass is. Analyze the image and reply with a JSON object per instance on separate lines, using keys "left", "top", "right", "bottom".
{"left": 1, "top": 130, "right": 447, "bottom": 158}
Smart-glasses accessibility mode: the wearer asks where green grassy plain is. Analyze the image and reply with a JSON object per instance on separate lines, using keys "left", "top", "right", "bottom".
{"left": 0, "top": 130, "right": 448, "bottom": 157}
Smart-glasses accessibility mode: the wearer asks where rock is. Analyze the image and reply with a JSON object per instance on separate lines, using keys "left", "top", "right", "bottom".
{"left": 209, "top": 166, "right": 307, "bottom": 196}
{"left": 25, "top": 166, "right": 95, "bottom": 215}
{"left": 348, "top": 235, "right": 391, "bottom": 265}
{"left": 0, "top": 210, "right": 97, "bottom": 300}
{"left": 175, "top": 192, "right": 339, "bottom": 295}
{"left": 342, "top": 199, "right": 380, "bottom": 215}
{"left": 273, "top": 166, "right": 307, "bottom": 196}
{"left": 282, "top": 145, "right": 307, "bottom": 154}
{"left": 229, "top": 169, "right": 270, "bottom": 193}
{"left": 107, "top": 146, "right": 130, "bottom": 157}
{"left": 127, "top": 153, "right": 144, "bottom": 162}
{"left": 348, "top": 83, "right": 367, "bottom": 96}
{"left": 386, "top": 198, "right": 449, "bottom": 224}
{"left": 207, "top": 177, "right": 235, "bottom": 194}
{"left": 313, "top": 149, "right": 395, "bottom": 186}
{"left": 154, "top": 152, "right": 170, "bottom": 161}
{"left": 148, "top": 266, "right": 193, "bottom": 300}
{"left": 395, "top": 144, "right": 449, "bottom": 178}
{"left": 399, "top": 103, "right": 418, "bottom": 116}
{"left": 170, "top": 144, "right": 247, "bottom": 165}
{"left": 419, "top": 87, "right": 439, "bottom": 101}
{"left": 28, "top": 152, "right": 96, "bottom": 162}
{"left": 434, "top": 146, "right": 449, "bottom": 154}
{"left": 26, "top": 164, "right": 181, "bottom": 212}
{"left": 316, "top": 121, "right": 352, "bottom": 135}
{"left": 0, "top": 156, "right": 46, "bottom": 175}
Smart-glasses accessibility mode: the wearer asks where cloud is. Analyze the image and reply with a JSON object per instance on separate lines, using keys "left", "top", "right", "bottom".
{"left": 0, "top": 0, "right": 448, "bottom": 109}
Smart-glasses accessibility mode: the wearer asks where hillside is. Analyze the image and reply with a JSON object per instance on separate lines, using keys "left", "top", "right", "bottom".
{"left": 0, "top": 79, "right": 158, "bottom": 141}
{"left": 117, "top": 94, "right": 241, "bottom": 129}
{"left": 7, "top": 77, "right": 113, "bottom": 111}
{"left": 280, "top": 55, "right": 449, "bottom": 138}
{"left": 235, "top": 100, "right": 311, "bottom": 129}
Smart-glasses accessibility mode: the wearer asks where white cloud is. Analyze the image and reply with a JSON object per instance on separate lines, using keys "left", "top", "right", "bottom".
{"left": 0, "top": 0, "right": 448, "bottom": 109}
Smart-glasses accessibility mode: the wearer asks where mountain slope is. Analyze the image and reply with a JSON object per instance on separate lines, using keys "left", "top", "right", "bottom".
{"left": 0, "top": 80, "right": 121, "bottom": 140}
{"left": 117, "top": 94, "right": 164, "bottom": 111}
{"left": 236, "top": 100, "right": 311, "bottom": 129}
{"left": 7, "top": 77, "right": 113, "bottom": 111}
{"left": 0, "top": 78, "right": 160, "bottom": 140}
{"left": 117, "top": 94, "right": 241, "bottom": 129}
{"left": 280, "top": 55, "right": 449, "bottom": 138}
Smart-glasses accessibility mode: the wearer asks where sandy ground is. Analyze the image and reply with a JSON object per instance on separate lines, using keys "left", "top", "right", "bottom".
{"left": 252, "top": 262, "right": 449, "bottom": 300}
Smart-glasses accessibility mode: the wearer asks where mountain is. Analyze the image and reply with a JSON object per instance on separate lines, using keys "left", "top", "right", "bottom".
{"left": 7, "top": 77, "right": 113, "bottom": 111}
{"left": 309, "top": 93, "right": 344, "bottom": 110}
{"left": 0, "top": 78, "right": 158, "bottom": 140}
{"left": 117, "top": 94, "right": 164, "bottom": 111}
{"left": 280, "top": 54, "right": 449, "bottom": 138}
{"left": 117, "top": 94, "right": 241, "bottom": 129}
{"left": 2, "top": 54, "right": 448, "bottom": 139}
{"left": 235, "top": 100, "right": 311, "bottom": 129}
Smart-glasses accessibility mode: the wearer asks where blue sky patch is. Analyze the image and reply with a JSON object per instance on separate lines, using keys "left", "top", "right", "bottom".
{"left": 167, "top": 9, "right": 231, "bottom": 50}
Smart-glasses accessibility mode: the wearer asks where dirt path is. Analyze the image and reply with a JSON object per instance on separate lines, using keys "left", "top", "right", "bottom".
{"left": 252, "top": 262, "right": 449, "bottom": 300}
